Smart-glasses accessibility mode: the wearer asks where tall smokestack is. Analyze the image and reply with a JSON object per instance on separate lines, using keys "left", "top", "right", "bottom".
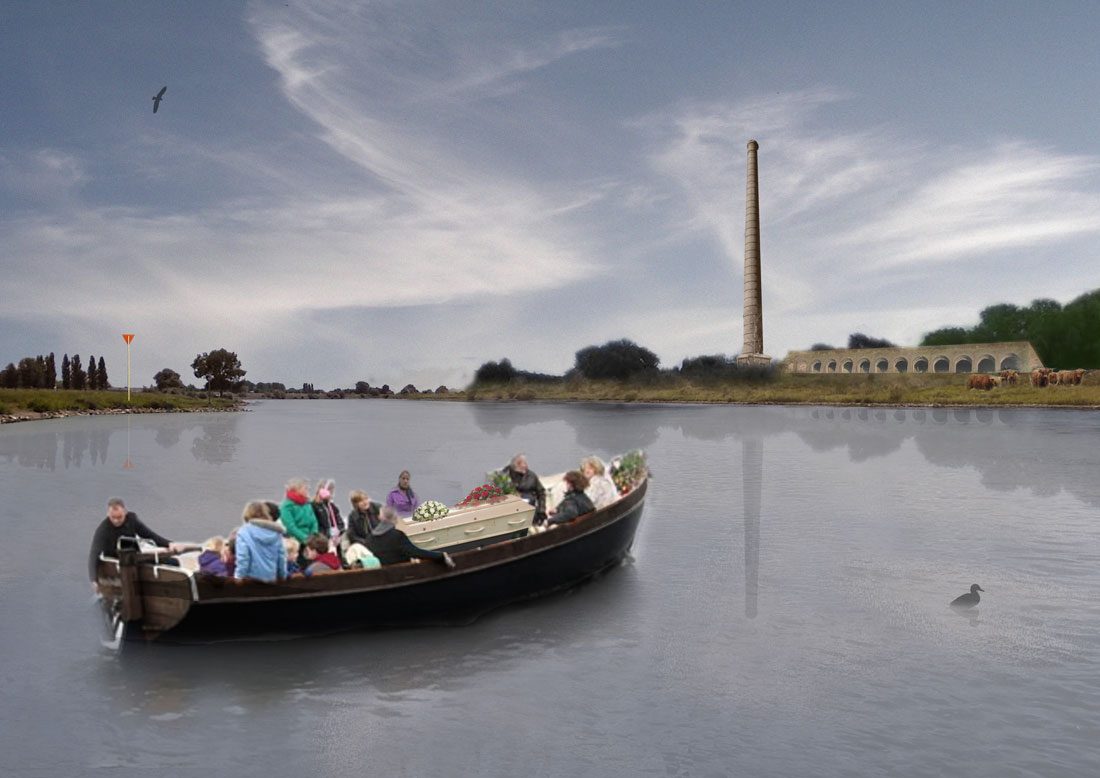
{"left": 737, "top": 139, "right": 770, "bottom": 366}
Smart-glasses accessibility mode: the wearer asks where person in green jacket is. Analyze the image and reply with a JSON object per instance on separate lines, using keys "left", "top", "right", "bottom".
{"left": 279, "top": 477, "right": 319, "bottom": 543}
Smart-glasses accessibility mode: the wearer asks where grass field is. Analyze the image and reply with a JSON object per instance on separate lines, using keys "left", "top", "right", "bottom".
{"left": 456, "top": 372, "right": 1100, "bottom": 407}
{"left": 0, "top": 388, "right": 240, "bottom": 417}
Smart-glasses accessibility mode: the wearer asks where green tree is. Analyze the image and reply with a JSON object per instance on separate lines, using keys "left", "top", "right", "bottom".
{"left": 61, "top": 354, "right": 71, "bottom": 389}
{"left": 71, "top": 354, "right": 86, "bottom": 390}
{"left": 574, "top": 339, "right": 659, "bottom": 380}
{"left": 0, "top": 363, "right": 17, "bottom": 388}
{"left": 153, "top": 368, "right": 183, "bottom": 391}
{"left": 191, "top": 349, "right": 246, "bottom": 394}
{"left": 45, "top": 353, "right": 56, "bottom": 389}
{"left": 87, "top": 354, "right": 99, "bottom": 390}
{"left": 97, "top": 356, "right": 108, "bottom": 389}
{"left": 474, "top": 359, "right": 517, "bottom": 384}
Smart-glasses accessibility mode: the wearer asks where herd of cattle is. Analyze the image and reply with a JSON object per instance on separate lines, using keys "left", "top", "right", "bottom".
{"left": 967, "top": 368, "right": 1087, "bottom": 390}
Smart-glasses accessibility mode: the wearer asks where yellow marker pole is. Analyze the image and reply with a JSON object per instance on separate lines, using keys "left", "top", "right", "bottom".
{"left": 122, "top": 333, "right": 135, "bottom": 402}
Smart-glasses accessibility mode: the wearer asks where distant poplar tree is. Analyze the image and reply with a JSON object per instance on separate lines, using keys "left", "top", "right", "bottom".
{"left": 35, "top": 356, "right": 48, "bottom": 388}
{"left": 71, "top": 354, "right": 86, "bottom": 390}
{"left": 87, "top": 354, "right": 98, "bottom": 390}
{"left": 61, "top": 354, "right": 71, "bottom": 389}
{"left": 97, "top": 356, "right": 108, "bottom": 389}
{"left": 0, "top": 363, "right": 17, "bottom": 388}
{"left": 45, "top": 353, "right": 56, "bottom": 389}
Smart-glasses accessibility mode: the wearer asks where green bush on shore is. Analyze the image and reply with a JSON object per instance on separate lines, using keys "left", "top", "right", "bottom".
{"left": 0, "top": 387, "right": 239, "bottom": 416}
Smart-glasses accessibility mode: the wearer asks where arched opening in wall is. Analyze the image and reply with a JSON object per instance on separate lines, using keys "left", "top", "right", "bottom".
{"left": 859, "top": 359, "right": 870, "bottom": 373}
{"left": 827, "top": 360, "right": 837, "bottom": 373}
{"left": 933, "top": 357, "right": 950, "bottom": 373}
{"left": 1000, "top": 354, "right": 1020, "bottom": 371}
{"left": 875, "top": 358, "right": 888, "bottom": 373}
{"left": 842, "top": 360, "right": 853, "bottom": 373}
{"left": 977, "top": 355, "right": 995, "bottom": 373}
{"left": 812, "top": 361, "right": 822, "bottom": 373}
{"left": 895, "top": 358, "right": 909, "bottom": 373}
{"left": 955, "top": 356, "right": 973, "bottom": 373}
{"left": 914, "top": 357, "right": 928, "bottom": 373}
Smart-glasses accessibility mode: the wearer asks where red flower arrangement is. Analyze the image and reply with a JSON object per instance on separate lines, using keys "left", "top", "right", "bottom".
{"left": 457, "top": 483, "right": 507, "bottom": 507}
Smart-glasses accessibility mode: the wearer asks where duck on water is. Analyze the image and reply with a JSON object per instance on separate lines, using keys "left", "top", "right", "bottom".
{"left": 950, "top": 584, "right": 984, "bottom": 608}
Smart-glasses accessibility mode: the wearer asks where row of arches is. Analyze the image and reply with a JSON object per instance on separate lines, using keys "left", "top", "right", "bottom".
{"left": 795, "top": 354, "right": 1022, "bottom": 374}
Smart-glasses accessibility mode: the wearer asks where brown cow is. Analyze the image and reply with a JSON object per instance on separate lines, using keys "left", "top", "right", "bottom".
{"left": 1073, "top": 368, "right": 1086, "bottom": 385}
{"left": 1049, "top": 371, "right": 1062, "bottom": 386}
{"left": 1057, "top": 370, "right": 1077, "bottom": 385}
{"left": 1000, "top": 369, "right": 1018, "bottom": 385}
{"left": 967, "top": 374, "right": 994, "bottom": 390}
{"left": 1030, "top": 370, "right": 1048, "bottom": 387}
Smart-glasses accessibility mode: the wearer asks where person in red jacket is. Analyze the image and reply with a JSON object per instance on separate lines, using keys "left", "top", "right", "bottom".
{"left": 302, "top": 534, "right": 342, "bottom": 576}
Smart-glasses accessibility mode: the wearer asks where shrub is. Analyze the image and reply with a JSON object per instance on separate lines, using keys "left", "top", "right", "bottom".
{"left": 474, "top": 359, "right": 517, "bottom": 384}
{"left": 574, "top": 339, "right": 659, "bottom": 380}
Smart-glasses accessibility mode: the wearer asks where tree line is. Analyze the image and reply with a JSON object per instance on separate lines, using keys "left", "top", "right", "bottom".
{"left": 921, "top": 289, "right": 1100, "bottom": 368}
{"left": 473, "top": 338, "right": 775, "bottom": 386}
{"left": 0, "top": 353, "right": 109, "bottom": 390}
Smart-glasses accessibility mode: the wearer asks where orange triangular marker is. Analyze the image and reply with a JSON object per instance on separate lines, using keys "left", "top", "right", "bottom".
{"left": 122, "top": 333, "right": 135, "bottom": 344}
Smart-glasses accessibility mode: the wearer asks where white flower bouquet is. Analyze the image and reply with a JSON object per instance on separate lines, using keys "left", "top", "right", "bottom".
{"left": 412, "top": 500, "right": 450, "bottom": 522}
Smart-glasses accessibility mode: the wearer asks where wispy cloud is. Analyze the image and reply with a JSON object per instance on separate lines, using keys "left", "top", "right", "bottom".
{"left": 641, "top": 91, "right": 1100, "bottom": 348}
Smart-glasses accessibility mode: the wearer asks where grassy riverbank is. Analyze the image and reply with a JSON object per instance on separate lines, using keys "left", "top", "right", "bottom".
{"left": 0, "top": 388, "right": 241, "bottom": 421}
{"left": 457, "top": 372, "right": 1100, "bottom": 407}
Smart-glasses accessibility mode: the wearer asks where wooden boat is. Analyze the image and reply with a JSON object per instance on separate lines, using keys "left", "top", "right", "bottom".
{"left": 94, "top": 464, "right": 648, "bottom": 646}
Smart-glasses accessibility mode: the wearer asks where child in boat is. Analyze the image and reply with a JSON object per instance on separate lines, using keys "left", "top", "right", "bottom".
{"left": 311, "top": 478, "right": 345, "bottom": 543}
{"left": 234, "top": 501, "right": 288, "bottom": 583}
{"left": 302, "top": 534, "right": 341, "bottom": 576}
{"left": 198, "top": 535, "right": 235, "bottom": 577}
{"left": 284, "top": 537, "right": 302, "bottom": 576}
{"left": 279, "top": 478, "right": 319, "bottom": 543}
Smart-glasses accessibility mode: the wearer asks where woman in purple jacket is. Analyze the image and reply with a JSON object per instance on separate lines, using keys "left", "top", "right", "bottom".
{"left": 385, "top": 470, "right": 420, "bottom": 518}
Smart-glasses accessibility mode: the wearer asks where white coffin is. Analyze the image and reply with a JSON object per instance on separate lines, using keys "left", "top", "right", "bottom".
{"left": 399, "top": 495, "right": 536, "bottom": 551}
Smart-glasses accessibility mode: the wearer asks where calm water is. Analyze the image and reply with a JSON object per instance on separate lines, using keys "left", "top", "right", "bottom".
{"left": 1, "top": 401, "right": 1098, "bottom": 777}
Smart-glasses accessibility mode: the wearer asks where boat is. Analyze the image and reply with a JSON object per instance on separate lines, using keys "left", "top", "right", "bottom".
{"left": 94, "top": 457, "right": 648, "bottom": 646}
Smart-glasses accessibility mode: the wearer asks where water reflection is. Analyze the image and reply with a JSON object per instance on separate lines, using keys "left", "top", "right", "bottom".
{"left": 0, "top": 413, "right": 241, "bottom": 470}
{"left": 96, "top": 562, "right": 638, "bottom": 700}
{"left": 742, "top": 438, "right": 761, "bottom": 619}
{"left": 469, "top": 404, "right": 1100, "bottom": 510}
{"left": 190, "top": 420, "right": 241, "bottom": 466}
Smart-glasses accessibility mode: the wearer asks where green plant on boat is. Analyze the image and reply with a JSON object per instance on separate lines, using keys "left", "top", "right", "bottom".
{"left": 611, "top": 450, "right": 647, "bottom": 494}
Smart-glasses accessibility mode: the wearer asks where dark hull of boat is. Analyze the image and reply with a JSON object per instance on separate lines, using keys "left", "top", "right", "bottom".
{"left": 111, "top": 479, "right": 646, "bottom": 644}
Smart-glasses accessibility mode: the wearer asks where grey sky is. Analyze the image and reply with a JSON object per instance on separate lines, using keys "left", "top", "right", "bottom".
{"left": 3, "top": 2, "right": 1099, "bottom": 388}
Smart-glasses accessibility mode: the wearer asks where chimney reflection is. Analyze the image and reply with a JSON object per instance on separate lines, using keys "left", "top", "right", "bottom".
{"left": 742, "top": 437, "right": 761, "bottom": 619}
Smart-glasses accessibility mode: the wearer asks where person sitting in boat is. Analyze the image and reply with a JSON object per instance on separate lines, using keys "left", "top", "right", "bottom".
{"left": 343, "top": 490, "right": 381, "bottom": 565}
{"left": 547, "top": 471, "right": 595, "bottom": 525}
{"left": 234, "top": 501, "right": 288, "bottom": 583}
{"left": 311, "top": 478, "right": 345, "bottom": 542}
{"left": 581, "top": 456, "right": 617, "bottom": 509}
{"left": 302, "top": 534, "right": 342, "bottom": 576}
{"left": 284, "top": 537, "right": 302, "bottom": 576}
{"left": 503, "top": 454, "right": 547, "bottom": 524}
{"left": 88, "top": 497, "right": 189, "bottom": 590}
{"left": 279, "top": 477, "right": 319, "bottom": 543}
{"left": 385, "top": 470, "right": 420, "bottom": 518}
{"left": 198, "top": 535, "right": 235, "bottom": 577}
{"left": 367, "top": 506, "right": 456, "bottom": 569}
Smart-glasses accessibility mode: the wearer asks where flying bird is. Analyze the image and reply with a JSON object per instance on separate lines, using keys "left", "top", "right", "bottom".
{"left": 152, "top": 86, "right": 167, "bottom": 114}
{"left": 950, "top": 584, "right": 984, "bottom": 608}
